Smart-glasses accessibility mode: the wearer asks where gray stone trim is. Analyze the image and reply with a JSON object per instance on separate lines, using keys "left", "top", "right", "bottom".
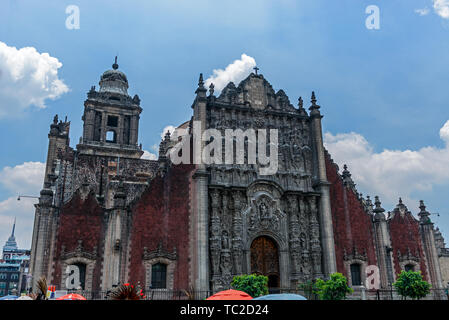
{"left": 61, "top": 256, "right": 96, "bottom": 292}
{"left": 143, "top": 257, "right": 176, "bottom": 291}
{"left": 344, "top": 259, "right": 368, "bottom": 288}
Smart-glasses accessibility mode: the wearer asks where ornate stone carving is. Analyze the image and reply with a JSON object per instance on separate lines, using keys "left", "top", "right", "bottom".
{"left": 60, "top": 240, "right": 97, "bottom": 261}
{"left": 397, "top": 248, "right": 420, "bottom": 263}
{"left": 343, "top": 247, "right": 368, "bottom": 262}
{"left": 142, "top": 242, "right": 177, "bottom": 261}
{"left": 248, "top": 196, "right": 281, "bottom": 233}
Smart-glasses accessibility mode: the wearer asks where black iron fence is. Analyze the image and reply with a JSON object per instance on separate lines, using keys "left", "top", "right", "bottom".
{"left": 62, "top": 287, "right": 448, "bottom": 300}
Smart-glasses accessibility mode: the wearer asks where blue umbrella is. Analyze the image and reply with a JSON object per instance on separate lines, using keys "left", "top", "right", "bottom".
{"left": 0, "top": 295, "right": 19, "bottom": 300}
{"left": 253, "top": 294, "right": 307, "bottom": 300}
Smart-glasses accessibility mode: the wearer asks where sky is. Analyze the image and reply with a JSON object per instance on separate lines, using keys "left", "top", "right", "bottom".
{"left": 1, "top": 0, "right": 449, "bottom": 248}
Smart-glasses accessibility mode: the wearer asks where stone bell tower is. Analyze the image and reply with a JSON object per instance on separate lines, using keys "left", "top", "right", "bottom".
{"left": 77, "top": 57, "right": 143, "bottom": 159}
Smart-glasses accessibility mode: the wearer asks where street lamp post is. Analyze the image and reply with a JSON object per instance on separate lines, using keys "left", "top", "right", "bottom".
{"left": 17, "top": 195, "right": 39, "bottom": 201}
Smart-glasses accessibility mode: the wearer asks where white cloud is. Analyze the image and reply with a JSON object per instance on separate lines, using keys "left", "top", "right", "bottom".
{"left": 324, "top": 120, "right": 449, "bottom": 209}
{"left": 0, "top": 161, "right": 45, "bottom": 195}
{"left": 0, "top": 41, "right": 69, "bottom": 118}
{"left": 415, "top": 7, "right": 430, "bottom": 16}
{"left": 141, "top": 150, "right": 158, "bottom": 160}
{"left": 433, "top": 0, "right": 449, "bottom": 18}
{"left": 205, "top": 54, "right": 256, "bottom": 92}
{"left": 0, "top": 161, "right": 45, "bottom": 249}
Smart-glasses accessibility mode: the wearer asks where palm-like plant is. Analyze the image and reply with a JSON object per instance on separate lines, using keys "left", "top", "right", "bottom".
{"left": 35, "top": 276, "right": 48, "bottom": 300}
{"left": 109, "top": 283, "right": 145, "bottom": 300}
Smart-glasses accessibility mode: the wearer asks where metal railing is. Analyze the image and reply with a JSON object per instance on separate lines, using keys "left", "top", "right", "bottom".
{"left": 61, "top": 287, "right": 448, "bottom": 300}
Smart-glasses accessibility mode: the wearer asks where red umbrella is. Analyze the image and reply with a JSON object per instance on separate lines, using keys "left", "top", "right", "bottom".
{"left": 206, "top": 289, "right": 252, "bottom": 300}
{"left": 56, "top": 293, "right": 86, "bottom": 300}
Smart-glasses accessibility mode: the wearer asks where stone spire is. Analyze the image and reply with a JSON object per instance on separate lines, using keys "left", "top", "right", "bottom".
{"left": 196, "top": 73, "right": 206, "bottom": 94}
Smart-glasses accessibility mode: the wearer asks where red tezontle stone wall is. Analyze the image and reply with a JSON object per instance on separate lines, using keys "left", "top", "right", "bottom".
{"left": 127, "top": 164, "right": 194, "bottom": 290}
{"left": 52, "top": 191, "right": 105, "bottom": 290}
{"left": 325, "top": 154, "right": 377, "bottom": 277}
{"left": 388, "top": 212, "right": 428, "bottom": 280}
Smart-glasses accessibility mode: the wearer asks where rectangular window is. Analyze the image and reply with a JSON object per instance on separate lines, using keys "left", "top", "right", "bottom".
{"left": 350, "top": 264, "right": 362, "bottom": 286}
{"left": 151, "top": 263, "right": 167, "bottom": 289}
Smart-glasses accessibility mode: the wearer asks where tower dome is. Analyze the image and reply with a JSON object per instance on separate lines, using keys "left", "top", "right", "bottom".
{"left": 99, "top": 57, "right": 129, "bottom": 95}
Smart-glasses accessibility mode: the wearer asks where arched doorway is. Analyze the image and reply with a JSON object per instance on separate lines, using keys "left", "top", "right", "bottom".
{"left": 250, "top": 236, "right": 280, "bottom": 288}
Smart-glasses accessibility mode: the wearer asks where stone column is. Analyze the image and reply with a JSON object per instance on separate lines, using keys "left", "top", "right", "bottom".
{"left": 232, "top": 191, "right": 244, "bottom": 276}
{"left": 308, "top": 92, "right": 337, "bottom": 277}
{"left": 83, "top": 107, "right": 95, "bottom": 143}
{"left": 419, "top": 201, "right": 444, "bottom": 298}
{"left": 30, "top": 188, "right": 54, "bottom": 292}
{"left": 372, "top": 197, "right": 394, "bottom": 292}
{"left": 192, "top": 74, "right": 210, "bottom": 294}
{"left": 102, "top": 183, "right": 126, "bottom": 290}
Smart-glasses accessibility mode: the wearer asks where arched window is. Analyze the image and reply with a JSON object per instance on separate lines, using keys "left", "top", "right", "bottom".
{"left": 405, "top": 264, "right": 415, "bottom": 272}
{"left": 350, "top": 263, "right": 362, "bottom": 286}
{"left": 151, "top": 263, "right": 167, "bottom": 289}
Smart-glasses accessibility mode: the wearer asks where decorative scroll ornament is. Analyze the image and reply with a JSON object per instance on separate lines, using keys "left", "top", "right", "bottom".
{"left": 60, "top": 239, "right": 97, "bottom": 261}
{"left": 143, "top": 242, "right": 177, "bottom": 261}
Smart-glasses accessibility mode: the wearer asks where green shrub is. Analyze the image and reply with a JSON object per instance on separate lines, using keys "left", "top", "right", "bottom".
{"left": 231, "top": 274, "right": 269, "bottom": 298}
{"left": 393, "top": 270, "right": 431, "bottom": 300}
{"left": 314, "top": 273, "right": 353, "bottom": 300}
{"left": 297, "top": 280, "right": 318, "bottom": 300}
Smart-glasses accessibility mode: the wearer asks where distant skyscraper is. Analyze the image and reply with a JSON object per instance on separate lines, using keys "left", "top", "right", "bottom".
{"left": 1, "top": 219, "right": 31, "bottom": 296}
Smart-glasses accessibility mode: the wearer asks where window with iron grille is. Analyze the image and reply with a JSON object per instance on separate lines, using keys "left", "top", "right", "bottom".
{"left": 350, "top": 264, "right": 362, "bottom": 286}
{"left": 151, "top": 263, "right": 167, "bottom": 289}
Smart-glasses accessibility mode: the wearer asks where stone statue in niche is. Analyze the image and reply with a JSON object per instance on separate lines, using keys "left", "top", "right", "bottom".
{"left": 300, "top": 233, "right": 307, "bottom": 248}
{"left": 221, "top": 231, "right": 230, "bottom": 250}
{"left": 220, "top": 250, "right": 233, "bottom": 286}
{"left": 259, "top": 202, "right": 270, "bottom": 219}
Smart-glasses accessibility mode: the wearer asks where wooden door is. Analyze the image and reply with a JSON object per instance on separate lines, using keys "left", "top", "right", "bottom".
{"left": 250, "top": 236, "right": 280, "bottom": 288}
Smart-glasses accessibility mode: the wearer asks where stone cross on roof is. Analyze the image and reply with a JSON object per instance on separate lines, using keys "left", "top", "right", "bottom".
{"left": 253, "top": 66, "right": 259, "bottom": 75}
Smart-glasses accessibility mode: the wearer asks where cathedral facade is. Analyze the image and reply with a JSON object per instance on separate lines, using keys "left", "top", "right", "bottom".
{"left": 29, "top": 61, "right": 449, "bottom": 299}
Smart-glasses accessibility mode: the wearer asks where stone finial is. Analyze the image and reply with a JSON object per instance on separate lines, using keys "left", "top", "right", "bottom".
{"left": 309, "top": 91, "right": 321, "bottom": 115}
{"left": 112, "top": 56, "right": 119, "bottom": 70}
{"left": 298, "top": 96, "right": 303, "bottom": 109}
{"left": 53, "top": 114, "right": 58, "bottom": 124}
{"left": 164, "top": 130, "right": 171, "bottom": 141}
{"left": 195, "top": 73, "right": 207, "bottom": 95}
{"left": 311, "top": 91, "right": 317, "bottom": 106}
{"left": 209, "top": 83, "right": 215, "bottom": 96}
{"left": 419, "top": 200, "right": 426, "bottom": 211}
{"left": 418, "top": 200, "right": 431, "bottom": 224}
{"left": 373, "top": 196, "right": 386, "bottom": 221}
{"left": 373, "top": 196, "right": 385, "bottom": 213}
{"left": 399, "top": 197, "right": 403, "bottom": 205}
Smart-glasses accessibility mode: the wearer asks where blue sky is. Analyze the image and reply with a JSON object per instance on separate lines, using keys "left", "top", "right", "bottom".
{"left": 1, "top": 0, "right": 449, "bottom": 247}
